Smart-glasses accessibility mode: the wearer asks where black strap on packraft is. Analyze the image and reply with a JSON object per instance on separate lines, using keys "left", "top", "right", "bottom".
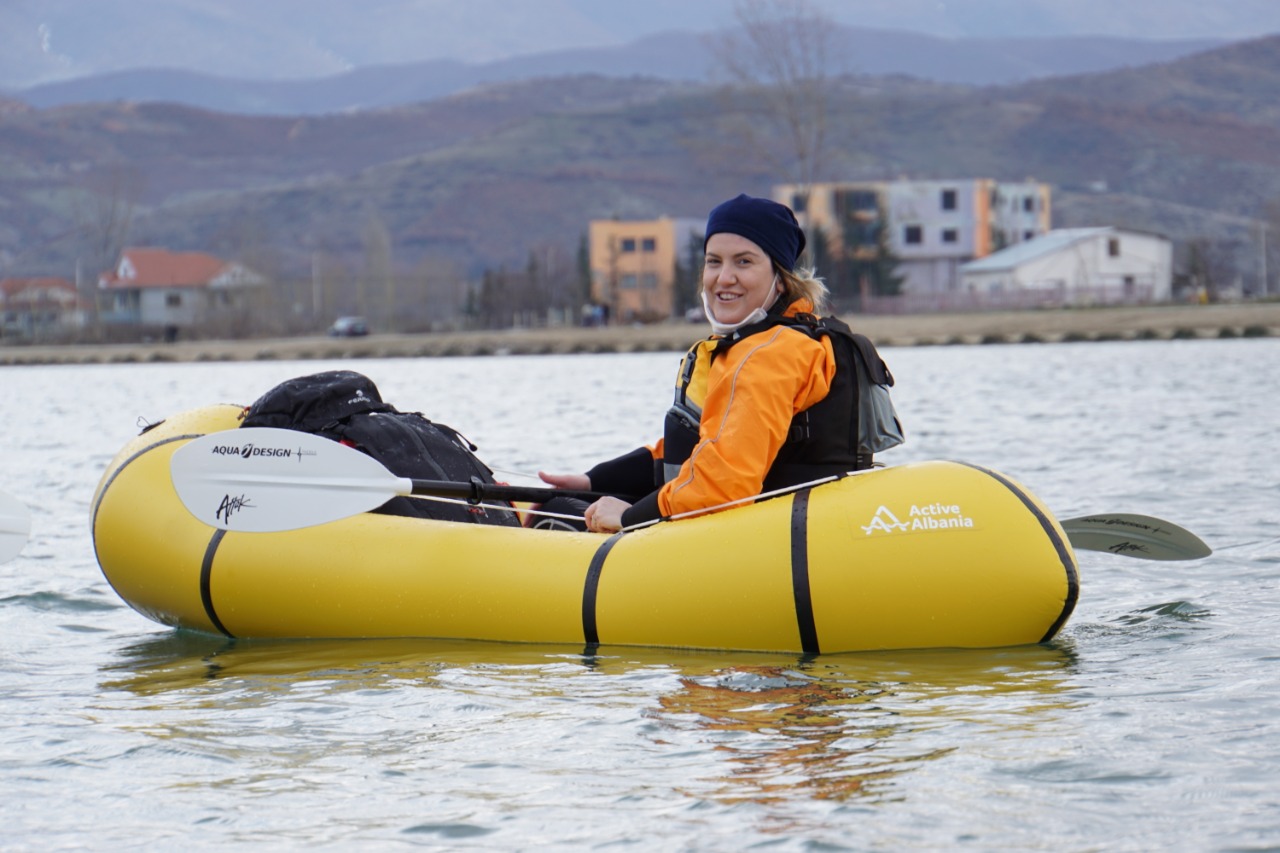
{"left": 239, "top": 370, "right": 519, "bottom": 526}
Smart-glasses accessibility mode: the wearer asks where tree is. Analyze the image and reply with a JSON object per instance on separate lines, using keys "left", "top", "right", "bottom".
{"left": 73, "top": 162, "right": 145, "bottom": 334}
{"left": 709, "top": 0, "right": 840, "bottom": 201}
{"left": 672, "top": 229, "right": 704, "bottom": 318}
{"left": 576, "top": 232, "right": 593, "bottom": 319}
{"left": 362, "top": 212, "right": 393, "bottom": 332}
{"left": 837, "top": 202, "right": 903, "bottom": 310}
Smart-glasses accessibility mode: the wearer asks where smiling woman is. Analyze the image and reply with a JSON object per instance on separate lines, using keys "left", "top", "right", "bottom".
{"left": 531, "top": 193, "right": 902, "bottom": 534}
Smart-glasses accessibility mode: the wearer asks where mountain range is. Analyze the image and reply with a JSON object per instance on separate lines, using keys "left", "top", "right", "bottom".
{"left": 11, "top": 29, "right": 1223, "bottom": 116}
{"left": 4, "top": 0, "right": 1279, "bottom": 90}
{"left": 3, "top": 32, "right": 1279, "bottom": 290}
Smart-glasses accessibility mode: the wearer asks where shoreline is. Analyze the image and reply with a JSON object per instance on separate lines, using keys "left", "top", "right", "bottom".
{"left": 2, "top": 303, "right": 1278, "bottom": 366}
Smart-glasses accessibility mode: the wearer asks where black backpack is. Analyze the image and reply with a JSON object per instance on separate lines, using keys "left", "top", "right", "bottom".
{"left": 239, "top": 370, "right": 519, "bottom": 526}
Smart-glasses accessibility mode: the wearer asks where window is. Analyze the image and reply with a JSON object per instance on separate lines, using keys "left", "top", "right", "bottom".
{"left": 166, "top": 293, "right": 182, "bottom": 307}
{"left": 640, "top": 273, "right": 659, "bottom": 290}
{"left": 942, "top": 228, "right": 959, "bottom": 244}
{"left": 941, "top": 189, "right": 957, "bottom": 211}
{"left": 620, "top": 274, "right": 638, "bottom": 289}
{"left": 837, "top": 189, "right": 879, "bottom": 214}
{"left": 1023, "top": 196, "right": 1035, "bottom": 212}
{"left": 791, "top": 193, "right": 808, "bottom": 214}
{"left": 904, "top": 225, "right": 923, "bottom": 245}
{"left": 620, "top": 238, "right": 636, "bottom": 253}
{"left": 1108, "top": 238, "right": 1121, "bottom": 257}
{"left": 849, "top": 222, "right": 878, "bottom": 247}
{"left": 1023, "top": 230, "right": 1035, "bottom": 241}
{"left": 641, "top": 238, "right": 656, "bottom": 252}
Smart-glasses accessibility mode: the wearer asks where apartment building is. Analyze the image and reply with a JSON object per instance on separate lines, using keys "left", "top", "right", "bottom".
{"left": 774, "top": 179, "right": 1052, "bottom": 294}
{"left": 588, "top": 216, "right": 704, "bottom": 323}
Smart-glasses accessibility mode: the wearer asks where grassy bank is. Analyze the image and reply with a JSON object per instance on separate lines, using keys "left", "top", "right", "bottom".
{"left": 2, "top": 303, "right": 1278, "bottom": 367}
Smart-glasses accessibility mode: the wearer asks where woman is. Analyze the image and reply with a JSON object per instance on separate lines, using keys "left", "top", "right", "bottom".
{"left": 536, "top": 193, "right": 893, "bottom": 534}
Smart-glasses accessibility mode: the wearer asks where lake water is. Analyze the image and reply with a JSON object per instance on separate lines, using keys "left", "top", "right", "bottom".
{"left": 2, "top": 338, "right": 1278, "bottom": 850}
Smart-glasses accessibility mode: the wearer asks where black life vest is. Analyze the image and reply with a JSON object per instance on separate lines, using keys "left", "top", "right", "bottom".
{"left": 661, "top": 311, "right": 903, "bottom": 492}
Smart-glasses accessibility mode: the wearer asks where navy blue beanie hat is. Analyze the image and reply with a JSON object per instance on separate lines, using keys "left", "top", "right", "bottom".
{"left": 704, "top": 194, "right": 806, "bottom": 271}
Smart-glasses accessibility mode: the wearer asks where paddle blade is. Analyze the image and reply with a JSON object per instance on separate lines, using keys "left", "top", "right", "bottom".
{"left": 0, "top": 490, "right": 32, "bottom": 563}
{"left": 1061, "top": 513, "right": 1212, "bottom": 561}
{"left": 171, "top": 428, "right": 411, "bottom": 532}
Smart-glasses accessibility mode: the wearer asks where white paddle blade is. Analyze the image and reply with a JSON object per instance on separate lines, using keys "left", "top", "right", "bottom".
{"left": 1061, "top": 513, "right": 1211, "bottom": 561}
{"left": 170, "top": 428, "right": 412, "bottom": 533}
{"left": 0, "top": 490, "right": 32, "bottom": 563}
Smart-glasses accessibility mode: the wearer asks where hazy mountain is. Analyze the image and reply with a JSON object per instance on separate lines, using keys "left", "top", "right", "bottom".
{"left": 4, "top": 36, "right": 1279, "bottom": 285}
{"left": 2, "top": 0, "right": 1277, "bottom": 89}
{"left": 12, "top": 28, "right": 1223, "bottom": 116}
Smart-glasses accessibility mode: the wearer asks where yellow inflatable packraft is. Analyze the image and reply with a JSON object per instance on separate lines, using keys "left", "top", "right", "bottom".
{"left": 92, "top": 405, "right": 1079, "bottom": 654}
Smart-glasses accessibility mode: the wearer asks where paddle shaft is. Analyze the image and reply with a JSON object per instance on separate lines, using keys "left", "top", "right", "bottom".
{"left": 170, "top": 428, "right": 1210, "bottom": 556}
{"left": 405, "top": 477, "right": 632, "bottom": 505}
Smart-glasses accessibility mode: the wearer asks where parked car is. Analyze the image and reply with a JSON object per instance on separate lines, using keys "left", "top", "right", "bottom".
{"left": 328, "top": 316, "right": 369, "bottom": 337}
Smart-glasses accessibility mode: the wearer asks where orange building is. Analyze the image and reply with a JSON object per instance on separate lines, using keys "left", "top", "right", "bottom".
{"left": 588, "top": 216, "right": 703, "bottom": 323}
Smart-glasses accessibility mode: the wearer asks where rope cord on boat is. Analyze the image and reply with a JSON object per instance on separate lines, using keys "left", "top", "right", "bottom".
{"left": 406, "top": 468, "right": 877, "bottom": 530}
{"left": 620, "top": 470, "right": 875, "bottom": 532}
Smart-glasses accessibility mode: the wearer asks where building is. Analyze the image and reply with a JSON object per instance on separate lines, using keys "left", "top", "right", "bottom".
{"left": 98, "top": 247, "right": 264, "bottom": 332}
{"left": 774, "top": 179, "right": 1051, "bottom": 295}
{"left": 960, "top": 227, "right": 1173, "bottom": 306}
{"left": 588, "top": 216, "right": 704, "bottom": 323}
{"left": 0, "top": 277, "right": 86, "bottom": 339}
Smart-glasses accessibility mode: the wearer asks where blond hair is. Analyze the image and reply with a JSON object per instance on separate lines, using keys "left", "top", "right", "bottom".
{"left": 777, "top": 264, "right": 829, "bottom": 314}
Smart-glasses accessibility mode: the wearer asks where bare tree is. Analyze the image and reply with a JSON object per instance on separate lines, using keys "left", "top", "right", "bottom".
{"left": 362, "top": 212, "right": 392, "bottom": 331}
{"left": 709, "top": 0, "right": 840, "bottom": 201}
{"left": 73, "top": 163, "right": 145, "bottom": 333}
{"left": 74, "top": 162, "right": 144, "bottom": 273}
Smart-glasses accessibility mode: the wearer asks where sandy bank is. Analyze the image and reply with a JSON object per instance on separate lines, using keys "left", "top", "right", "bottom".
{"left": 2, "top": 303, "right": 1278, "bottom": 366}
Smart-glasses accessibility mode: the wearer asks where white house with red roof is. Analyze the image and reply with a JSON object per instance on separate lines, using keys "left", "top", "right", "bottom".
{"left": 0, "top": 276, "right": 87, "bottom": 339}
{"left": 98, "top": 247, "right": 264, "bottom": 329}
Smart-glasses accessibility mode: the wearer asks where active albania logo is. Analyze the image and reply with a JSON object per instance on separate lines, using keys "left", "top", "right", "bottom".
{"left": 861, "top": 503, "right": 976, "bottom": 536}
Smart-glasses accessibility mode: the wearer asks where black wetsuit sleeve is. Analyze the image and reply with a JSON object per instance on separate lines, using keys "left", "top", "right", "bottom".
{"left": 585, "top": 447, "right": 658, "bottom": 500}
{"left": 621, "top": 490, "right": 663, "bottom": 527}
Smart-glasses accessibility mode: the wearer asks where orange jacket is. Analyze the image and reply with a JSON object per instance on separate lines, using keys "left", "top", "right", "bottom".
{"left": 655, "top": 298, "right": 836, "bottom": 518}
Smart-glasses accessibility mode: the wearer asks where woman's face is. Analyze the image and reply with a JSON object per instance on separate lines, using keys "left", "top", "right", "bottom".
{"left": 702, "top": 232, "right": 782, "bottom": 326}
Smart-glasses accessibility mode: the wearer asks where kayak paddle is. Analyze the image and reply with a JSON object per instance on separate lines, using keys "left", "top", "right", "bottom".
{"left": 170, "top": 428, "right": 1212, "bottom": 559}
{"left": 170, "top": 428, "right": 622, "bottom": 533}
{"left": 1058, "top": 513, "right": 1211, "bottom": 561}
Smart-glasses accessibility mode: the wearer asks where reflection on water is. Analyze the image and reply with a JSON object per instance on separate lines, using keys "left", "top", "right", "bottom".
{"left": 650, "top": 644, "right": 1079, "bottom": 807}
{"left": 101, "top": 631, "right": 1079, "bottom": 809}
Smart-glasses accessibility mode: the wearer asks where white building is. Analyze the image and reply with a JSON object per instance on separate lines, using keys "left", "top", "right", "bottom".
{"left": 960, "top": 227, "right": 1173, "bottom": 305}
{"left": 775, "top": 178, "right": 1051, "bottom": 295}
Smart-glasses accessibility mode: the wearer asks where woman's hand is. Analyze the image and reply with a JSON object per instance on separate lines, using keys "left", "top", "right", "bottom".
{"left": 584, "top": 496, "right": 630, "bottom": 534}
{"left": 537, "top": 471, "right": 591, "bottom": 491}
{"left": 522, "top": 471, "right": 592, "bottom": 528}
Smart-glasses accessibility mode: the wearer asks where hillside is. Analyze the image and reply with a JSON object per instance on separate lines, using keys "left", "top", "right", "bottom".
{"left": 4, "top": 36, "right": 1280, "bottom": 285}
